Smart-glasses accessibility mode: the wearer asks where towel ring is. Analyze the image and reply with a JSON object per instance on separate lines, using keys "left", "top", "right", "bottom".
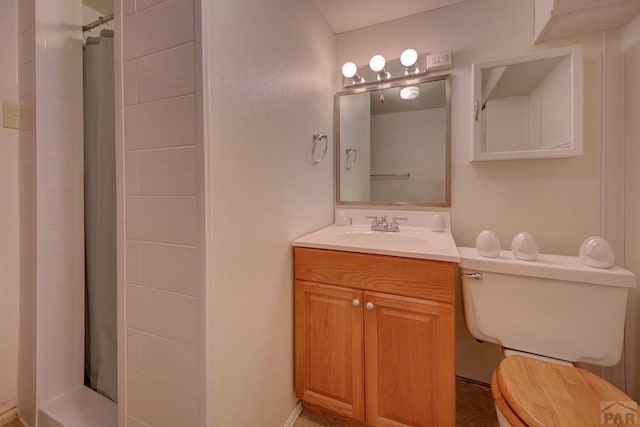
{"left": 311, "top": 132, "right": 328, "bottom": 164}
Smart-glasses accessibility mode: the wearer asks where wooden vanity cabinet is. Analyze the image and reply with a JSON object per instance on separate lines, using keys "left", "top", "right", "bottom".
{"left": 294, "top": 247, "right": 456, "bottom": 427}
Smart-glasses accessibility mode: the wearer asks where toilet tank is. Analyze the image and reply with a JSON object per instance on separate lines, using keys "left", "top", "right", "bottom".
{"left": 458, "top": 247, "right": 636, "bottom": 366}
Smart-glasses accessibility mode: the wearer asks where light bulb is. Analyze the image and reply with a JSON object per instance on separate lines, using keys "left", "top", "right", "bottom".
{"left": 400, "top": 86, "right": 420, "bottom": 100}
{"left": 341, "top": 62, "right": 357, "bottom": 78}
{"left": 400, "top": 49, "right": 418, "bottom": 67}
{"left": 369, "top": 55, "right": 386, "bottom": 72}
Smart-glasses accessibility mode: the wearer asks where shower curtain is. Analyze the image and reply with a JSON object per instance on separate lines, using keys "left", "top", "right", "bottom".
{"left": 83, "top": 29, "right": 117, "bottom": 402}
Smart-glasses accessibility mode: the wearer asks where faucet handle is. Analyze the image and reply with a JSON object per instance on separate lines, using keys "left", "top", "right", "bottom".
{"left": 388, "top": 216, "right": 407, "bottom": 231}
{"left": 365, "top": 215, "right": 380, "bottom": 225}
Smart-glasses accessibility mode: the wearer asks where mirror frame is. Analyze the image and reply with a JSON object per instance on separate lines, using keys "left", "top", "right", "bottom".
{"left": 471, "top": 45, "right": 583, "bottom": 161}
{"left": 335, "top": 73, "right": 452, "bottom": 208}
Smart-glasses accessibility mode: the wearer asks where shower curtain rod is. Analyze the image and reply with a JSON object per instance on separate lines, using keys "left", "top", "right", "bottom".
{"left": 83, "top": 14, "right": 114, "bottom": 33}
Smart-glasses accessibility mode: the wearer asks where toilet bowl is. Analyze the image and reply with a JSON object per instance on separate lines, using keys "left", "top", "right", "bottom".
{"left": 458, "top": 247, "right": 637, "bottom": 426}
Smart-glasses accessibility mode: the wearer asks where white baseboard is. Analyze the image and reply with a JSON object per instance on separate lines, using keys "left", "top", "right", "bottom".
{"left": 283, "top": 400, "right": 302, "bottom": 427}
{"left": 0, "top": 399, "right": 18, "bottom": 426}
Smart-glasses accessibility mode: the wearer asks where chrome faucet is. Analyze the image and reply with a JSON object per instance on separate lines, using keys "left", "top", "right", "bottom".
{"left": 365, "top": 215, "right": 407, "bottom": 232}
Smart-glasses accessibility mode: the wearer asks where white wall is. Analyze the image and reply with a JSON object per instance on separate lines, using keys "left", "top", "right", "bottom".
{"left": 371, "top": 108, "right": 446, "bottom": 202}
{"left": 337, "top": 0, "right": 619, "bottom": 384}
{"left": 205, "top": 0, "right": 336, "bottom": 425}
{"left": 623, "top": 13, "right": 640, "bottom": 401}
{"left": 0, "top": 0, "right": 20, "bottom": 423}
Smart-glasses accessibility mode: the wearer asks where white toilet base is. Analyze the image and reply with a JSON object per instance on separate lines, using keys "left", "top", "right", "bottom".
{"left": 495, "top": 403, "right": 511, "bottom": 427}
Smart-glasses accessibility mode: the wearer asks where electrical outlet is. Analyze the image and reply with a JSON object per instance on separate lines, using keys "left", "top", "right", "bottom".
{"left": 426, "top": 51, "right": 453, "bottom": 72}
{"left": 2, "top": 103, "right": 20, "bottom": 130}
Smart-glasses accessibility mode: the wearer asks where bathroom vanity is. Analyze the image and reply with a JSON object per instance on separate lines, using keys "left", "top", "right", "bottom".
{"left": 293, "top": 214, "right": 459, "bottom": 426}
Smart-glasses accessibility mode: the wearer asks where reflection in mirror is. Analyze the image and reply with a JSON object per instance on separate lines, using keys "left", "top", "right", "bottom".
{"left": 336, "top": 75, "right": 450, "bottom": 207}
{"left": 471, "top": 45, "right": 583, "bottom": 161}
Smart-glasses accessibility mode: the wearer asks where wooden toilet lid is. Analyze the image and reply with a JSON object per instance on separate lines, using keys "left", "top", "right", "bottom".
{"left": 494, "top": 355, "right": 637, "bottom": 427}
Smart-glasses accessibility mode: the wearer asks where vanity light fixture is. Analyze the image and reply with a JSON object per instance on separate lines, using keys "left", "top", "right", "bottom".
{"left": 400, "top": 86, "right": 420, "bottom": 100}
{"left": 340, "top": 49, "right": 448, "bottom": 88}
{"left": 400, "top": 48, "right": 419, "bottom": 75}
{"left": 369, "top": 54, "right": 391, "bottom": 81}
{"left": 341, "top": 61, "right": 365, "bottom": 84}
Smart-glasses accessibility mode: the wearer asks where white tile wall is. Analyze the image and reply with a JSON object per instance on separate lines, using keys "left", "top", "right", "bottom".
{"left": 135, "top": 42, "right": 195, "bottom": 103}
{"left": 46, "top": 256, "right": 74, "bottom": 291}
{"left": 123, "top": 0, "right": 193, "bottom": 60}
{"left": 139, "top": 243, "right": 198, "bottom": 296}
{"left": 125, "top": 240, "right": 142, "bottom": 284}
{"left": 125, "top": 329, "right": 143, "bottom": 375}
{"left": 124, "top": 196, "right": 198, "bottom": 245}
{"left": 47, "top": 192, "right": 75, "bottom": 225}
{"left": 45, "top": 352, "right": 75, "bottom": 400}
{"left": 46, "top": 286, "right": 75, "bottom": 324}
{"left": 124, "top": 95, "right": 195, "bottom": 150}
{"left": 121, "top": 0, "right": 203, "bottom": 424}
{"left": 124, "top": 153, "right": 140, "bottom": 194}
{"left": 126, "top": 374, "right": 198, "bottom": 426}
{"left": 46, "top": 224, "right": 76, "bottom": 258}
{"left": 139, "top": 333, "right": 198, "bottom": 396}
{"left": 125, "top": 285, "right": 198, "bottom": 346}
{"left": 46, "top": 160, "right": 75, "bottom": 192}
{"left": 136, "top": 0, "right": 165, "bottom": 12}
{"left": 46, "top": 127, "right": 75, "bottom": 160}
{"left": 123, "top": 60, "right": 138, "bottom": 106}
{"left": 123, "top": 1, "right": 136, "bottom": 17}
{"left": 126, "top": 416, "right": 151, "bottom": 427}
{"left": 137, "top": 147, "right": 197, "bottom": 195}
{"left": 46, "top": 319, "right": 75, "bottom": 357}
{"left": 34, "top": 0, "right": 85, "bottom": 408}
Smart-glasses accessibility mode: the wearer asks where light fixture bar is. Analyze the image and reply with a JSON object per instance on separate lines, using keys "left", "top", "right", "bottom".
{"left": 340, "top": 50, "right": 433, "bottom": 88}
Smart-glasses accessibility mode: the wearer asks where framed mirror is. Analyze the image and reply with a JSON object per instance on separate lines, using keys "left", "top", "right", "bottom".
{"left": 335, "top": 74, "right": 451, "bottom": 207}
{"left": 471, "top": 45, "right": 583, "bottom": 161}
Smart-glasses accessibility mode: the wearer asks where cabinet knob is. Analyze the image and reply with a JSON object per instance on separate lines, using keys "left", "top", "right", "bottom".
{"left": 352, "top": 299, "right": 360, "bottom": 308}
{"left": 366, "top": 302, "right": 375, "bottom": 311}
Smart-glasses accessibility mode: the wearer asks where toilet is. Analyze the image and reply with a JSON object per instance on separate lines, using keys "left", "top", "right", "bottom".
{"left": 458, "top": 247, "right": 638, "bottom": 426}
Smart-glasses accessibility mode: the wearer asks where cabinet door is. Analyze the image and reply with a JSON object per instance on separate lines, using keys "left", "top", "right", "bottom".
{"left": 364, "top": 292, "right": 455, "bottom": 427}
{"left": 295, "top": 281, "right": 365, "bottom": 422}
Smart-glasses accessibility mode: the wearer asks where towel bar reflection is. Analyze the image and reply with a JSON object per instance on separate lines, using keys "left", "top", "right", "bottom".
{"left": 345, "top": 147, "right": 357, "bottom": 169}
{"left": 370, "top": 173, "right": 411, "bottom": 179}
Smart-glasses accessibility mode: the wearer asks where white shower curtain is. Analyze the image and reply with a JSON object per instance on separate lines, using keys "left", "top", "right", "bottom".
{"left": 83, "top": 29, "right": 117, "bottom": 402}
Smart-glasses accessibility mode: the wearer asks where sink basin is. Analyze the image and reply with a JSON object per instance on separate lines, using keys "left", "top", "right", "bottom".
{"left": 332, "top": 230, "right": 434, "bottom": 248}
{"left": 293, "top": 224, "right": 460, "bottom": 262}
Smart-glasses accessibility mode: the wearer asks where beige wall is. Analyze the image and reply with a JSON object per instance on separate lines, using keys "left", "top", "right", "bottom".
{"left": 0, "top": 0, "right": 20, "bottom": 422}
{"left": 623, "top": 13, "right": 640, "bottom": 401}
{"left": 337, "top": 0, "right": 622, "bottom": 384}
{"left": 119, "top": 0, "right": 205, "bottom": 425}
{"left": 205, "top": 0, "right": 336, "bottom": 425}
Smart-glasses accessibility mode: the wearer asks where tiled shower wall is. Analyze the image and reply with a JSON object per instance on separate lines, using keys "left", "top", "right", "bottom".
{"left": 120, "top": 0, "right": 204, "bottom": 425}
{"left": 18, "top": 0, "right": 85, "bottom": 425}
{"left": 34, "top": 0, "right": 85, "bottom": 405}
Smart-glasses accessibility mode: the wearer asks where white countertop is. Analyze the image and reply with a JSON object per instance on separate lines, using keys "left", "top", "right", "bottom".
{"left": 293, "top": 223, "right": 460, "bottom": 263}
